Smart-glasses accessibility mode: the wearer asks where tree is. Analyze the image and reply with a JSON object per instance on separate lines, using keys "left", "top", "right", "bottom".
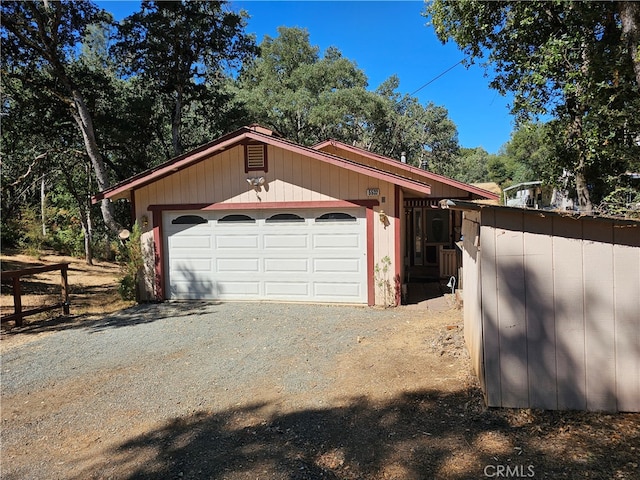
{"left": 365, "top": 76, "right": 459, "bottom": 172}
{"left": 619, "top": 2, "right": 640, "bottom": 88}
{"left": 236, "top": 27, "right": 375, "bottom": 145}
{"left": 237, "top": 28, "right": 460, "bottom": 169}
{"left": 113, "top": 0, "right": 256, "bottom": 157}
{"left": 450, "top": 147, "right": 491, "bottom": 184}
{"left": 426, "top": 0, "right": 640, "bottom": 212}
{"left": 1, "top": 0, "right": 123, "bottom": 233}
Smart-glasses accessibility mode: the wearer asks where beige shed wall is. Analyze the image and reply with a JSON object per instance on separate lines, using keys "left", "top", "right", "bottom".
{"left": 461, "top": 211, "right": 484, "bottom": 396}
{"left": 133, "top": 144, "right": 400, "bottom": 305}
{"left": 471, "top": 208, "right": 640, "bottom": 412}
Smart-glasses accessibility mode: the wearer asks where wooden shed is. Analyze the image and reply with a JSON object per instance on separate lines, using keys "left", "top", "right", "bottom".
{"left": 446, "top": 200, "right": 640, "bottom": 412}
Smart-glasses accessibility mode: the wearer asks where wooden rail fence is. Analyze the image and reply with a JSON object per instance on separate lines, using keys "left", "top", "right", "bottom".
{"left": 1, "top": 263, "right": 70, "bottom": 327}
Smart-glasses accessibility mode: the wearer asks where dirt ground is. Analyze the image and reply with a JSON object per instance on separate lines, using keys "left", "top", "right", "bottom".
{"left": 1, "top": 252, "right": 639, "bottom": 479}
{"left": 1, "top": 250, "right": 133, "bottom": 341}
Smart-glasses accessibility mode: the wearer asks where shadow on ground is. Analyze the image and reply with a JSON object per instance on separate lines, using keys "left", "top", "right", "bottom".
{"left": 70, "top": 388, "right": 639, "bottom": 480}
{"left": 1, "top": 302, "right": 217, "bottom": 337}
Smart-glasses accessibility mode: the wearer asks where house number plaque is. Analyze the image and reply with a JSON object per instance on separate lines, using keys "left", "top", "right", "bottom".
{"left": 366, "top": 188, "right": 380, "bottom": 196}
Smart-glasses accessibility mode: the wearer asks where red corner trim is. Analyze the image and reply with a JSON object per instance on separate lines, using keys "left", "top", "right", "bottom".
{"left": 394, "top": 185, "right": 402, "bottom": 306}
{"left": 366, "top": 207, "right": 375, "bottom": 306}
{"left": 152, "top": 211, "right": 165, "bottom": 301}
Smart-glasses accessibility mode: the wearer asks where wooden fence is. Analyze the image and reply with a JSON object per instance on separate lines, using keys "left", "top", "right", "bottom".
{"left": 1, "top": 263, "right": 70, "bottom": 327}
{"left": 451, "top": 201, "right": 640, "bottom": 412}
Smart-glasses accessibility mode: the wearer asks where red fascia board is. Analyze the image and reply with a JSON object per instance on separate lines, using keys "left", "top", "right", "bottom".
{"left": 313, "top": 139, "right": 499, "bottom": 201}
{"left": 92, "top": 127, "right": 432, "bottom": 203}
{"left": 243, "top": 131, "right": 431, "bottom": 195}
{"left": 92, "top": 128, "right": 253, "bottom": 204}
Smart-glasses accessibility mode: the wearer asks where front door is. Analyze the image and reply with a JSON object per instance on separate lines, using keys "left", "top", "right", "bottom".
{"left": 407, "top": 206, "right": 451, "bottom": 270}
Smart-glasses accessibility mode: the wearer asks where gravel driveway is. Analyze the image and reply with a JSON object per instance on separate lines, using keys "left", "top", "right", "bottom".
{"left": 1, "top": 301, "right": 468, "bottom": 479}
{"left": 5, "top": 302, "right": 637, "bottom": 480}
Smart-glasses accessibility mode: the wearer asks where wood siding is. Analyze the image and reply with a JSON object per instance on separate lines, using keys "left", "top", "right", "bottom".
{"left": 133, "top": 144, "right": 398, "bottom": 305}
{"left": 319, "top": 144, "right": 472, "bottom": 198}
{"left": 467, "top": 208, "right": 640, "bottom": 412}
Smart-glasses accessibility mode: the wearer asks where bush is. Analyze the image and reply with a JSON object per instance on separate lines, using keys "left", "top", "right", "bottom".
{"left": 17, "top": 206, "right": 47, "bottom": 258}
{"left": 117, "top": 222, "right": 144, "bottom": 301}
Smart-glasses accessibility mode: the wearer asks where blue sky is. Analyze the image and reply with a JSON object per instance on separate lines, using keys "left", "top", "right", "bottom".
{"left": 97, "top": 0, "right": 515, "bottom": 153}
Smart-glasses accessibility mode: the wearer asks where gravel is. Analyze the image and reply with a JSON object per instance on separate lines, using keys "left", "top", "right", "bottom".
{"left": 2, "top": 302, "right": 399, "bottom": 398}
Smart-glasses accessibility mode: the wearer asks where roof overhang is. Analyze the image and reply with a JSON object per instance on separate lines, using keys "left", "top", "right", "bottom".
{"left": 313, "top": 139, "right": 500, "bottom": 201}
{"left": 93, "top": 126, "right": 432, "bottom": 204}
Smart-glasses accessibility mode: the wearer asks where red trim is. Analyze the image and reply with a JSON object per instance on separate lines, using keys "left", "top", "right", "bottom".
{"left": 130, "top": 189, "right": 136, "bottom": 226}
{"left": 244, "top": 142, "right": 268, "bottom": 173}
{"left": 394, "top": 185, "right": 402, "bottom": 306}
{"left": 147, "top": 199, "right": 379, "bottom": 212}
{"left": 314, "top": 139, "right": 500, "bottom": 201}
{"left": 93, "top": 126, "right": 431, "bottom": 203}
{"left": 366, "top": 207, "right": 375, "bottom": 306}
{"left": 152, "top": 212, "right": 165, "bottom": 300}
{"left": 149, "top": 199, "right": 379, "bottom": 303}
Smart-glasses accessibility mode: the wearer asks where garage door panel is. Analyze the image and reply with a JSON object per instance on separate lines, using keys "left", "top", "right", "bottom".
{"left": 216, "top": 258, "right": 259, "bottom": 272}
{"left": 216, "top": 235, "right": 259, "bottom": 249}
{"left": 165, "top": 209, "right": 367, "bottom": 303}
{"left": 264, "top": 282, "right": 309, "bottom": 296}
{"left": 170, "top": 281, "right": 216, "bottom": 298}
{"left": 264, "top": 234, "right": 308, "bottom": 249}
{"left": 313, "top": 258, "right": 362, "bottom": 273}
{"left": 169, "top": 235, "right": 212, "bottom": 249}
{"left": 313, "top": 234, "right": 360, "bottom": 249}
{"left": 264, "top": 258, "right": 309, "bottom": 273}
{"left": 170, "top": 258, "right": 213, "bottom": 272}
{"left": 217, "top": 281, "right": 260, "bottom": 296}
{"left": 314, "top": 282, "right": 362, "bottom": 298}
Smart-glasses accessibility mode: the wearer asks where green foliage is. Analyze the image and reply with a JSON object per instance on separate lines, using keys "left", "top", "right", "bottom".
{"left": 236, "top": 27, "right": 460, "bottom": 166}
{"left": 449, "top": 147, "right": 491, "bottom": 184}
{"left": 426, "top": 0, "right": 640, "bottom": 208}
{"left": 117, "top": 222, "right": 144, "bottom": 301}
{"left": 112, "top": 0, "right": 257, "bottom": 156}
{"left": 17, "top": 206, "right": 46, "bottom": 258}
{"left": 597, "top": 186, "right": 640, "bottom": 218}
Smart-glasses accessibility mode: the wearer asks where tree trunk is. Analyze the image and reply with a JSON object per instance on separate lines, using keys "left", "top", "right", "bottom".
{"left": 40, "top": 175, "right": 47, "bottom": 236}
{"left": 68, "top": 88, "right": 122, "bottom": 234}
{"left": 172, "top": 88, "right": 184, "bottom": 157}
{"left": 81, "top": 207, "right": 93, "bottom": 266}
{"left": 619, "top": 1, "right": 640, "bottom": 88}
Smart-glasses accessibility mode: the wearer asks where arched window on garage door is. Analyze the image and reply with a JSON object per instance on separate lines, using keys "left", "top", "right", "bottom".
{"left": 315, "top": 212, "right": 357, "bottom": 222}
{"left": 171, "top": 215, "right": 207, "bottom": 225}
{"left": 265, "top": 213, "right": 304, "bottom": 223}
{"left": 218, "top": 214, "right": 256, "bottom": 223}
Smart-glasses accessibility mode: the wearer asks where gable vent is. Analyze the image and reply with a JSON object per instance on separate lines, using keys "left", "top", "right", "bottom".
{"left": 245, "top": 143, "right": 267, "bottom": 172}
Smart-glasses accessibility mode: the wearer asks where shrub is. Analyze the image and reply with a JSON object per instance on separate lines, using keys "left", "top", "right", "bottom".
{"left": 117, "top": 222, "right": 144, "bottom": 301}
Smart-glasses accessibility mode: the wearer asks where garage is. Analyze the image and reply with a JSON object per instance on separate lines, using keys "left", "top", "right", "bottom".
{"left": 93, "top": 125, "right": 497, "bottom": 304}
{"left": 164, "top": 208, "right": 368, "bottom": 303}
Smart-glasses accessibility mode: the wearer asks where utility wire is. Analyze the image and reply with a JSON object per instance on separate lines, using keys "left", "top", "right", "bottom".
{"left": 409, "top": 59, "right": 465, "bottom": 96}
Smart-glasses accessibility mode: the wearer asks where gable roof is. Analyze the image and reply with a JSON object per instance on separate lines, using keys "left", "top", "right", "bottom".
{"left": 313, "top": 139, "right": 500, "bottom": 201}
{"left": 92, "top": 125, "right": 433, "bottom": 203}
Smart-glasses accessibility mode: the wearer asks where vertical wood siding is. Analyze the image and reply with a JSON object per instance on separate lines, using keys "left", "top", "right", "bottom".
{"left": 472, "top": 208, "right": 640, "bottom": 412}
{"left": 462, "top": 212, "right": 484, "bottom": 395}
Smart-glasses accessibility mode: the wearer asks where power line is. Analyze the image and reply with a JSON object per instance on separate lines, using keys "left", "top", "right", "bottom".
{"left": 409, "top": 59, "right": 465, "bottom": 96}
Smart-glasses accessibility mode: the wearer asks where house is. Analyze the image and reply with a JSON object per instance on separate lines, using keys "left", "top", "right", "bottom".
{"left": 444, "top": 200, "right": 640, "bottom": 412}
{"left": 93, "top": 125, "right": 498, "bottom": 305}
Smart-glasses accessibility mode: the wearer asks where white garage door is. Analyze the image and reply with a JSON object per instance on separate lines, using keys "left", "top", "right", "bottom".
{"left": 164, "top": 209, "right": 367, "bottom": 303}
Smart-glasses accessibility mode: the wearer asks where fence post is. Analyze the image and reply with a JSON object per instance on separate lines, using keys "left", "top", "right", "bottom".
{"left": 61, "top": 265, "right": 70, "bottom": 315}
{"left": 12, "top": 276, "right": 23, "bottom": 327}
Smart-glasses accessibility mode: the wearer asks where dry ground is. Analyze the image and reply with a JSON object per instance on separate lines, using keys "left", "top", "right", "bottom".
{"left": 1, "top": 250, "right": 133, "bottom": 343}
{"left": 1, "top": 252, "right": 639, "bottom": 479}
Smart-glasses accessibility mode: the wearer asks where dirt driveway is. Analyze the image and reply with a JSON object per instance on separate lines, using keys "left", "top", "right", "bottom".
{"left": 1, "top": 301, "right": 638, "bottom": 479}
